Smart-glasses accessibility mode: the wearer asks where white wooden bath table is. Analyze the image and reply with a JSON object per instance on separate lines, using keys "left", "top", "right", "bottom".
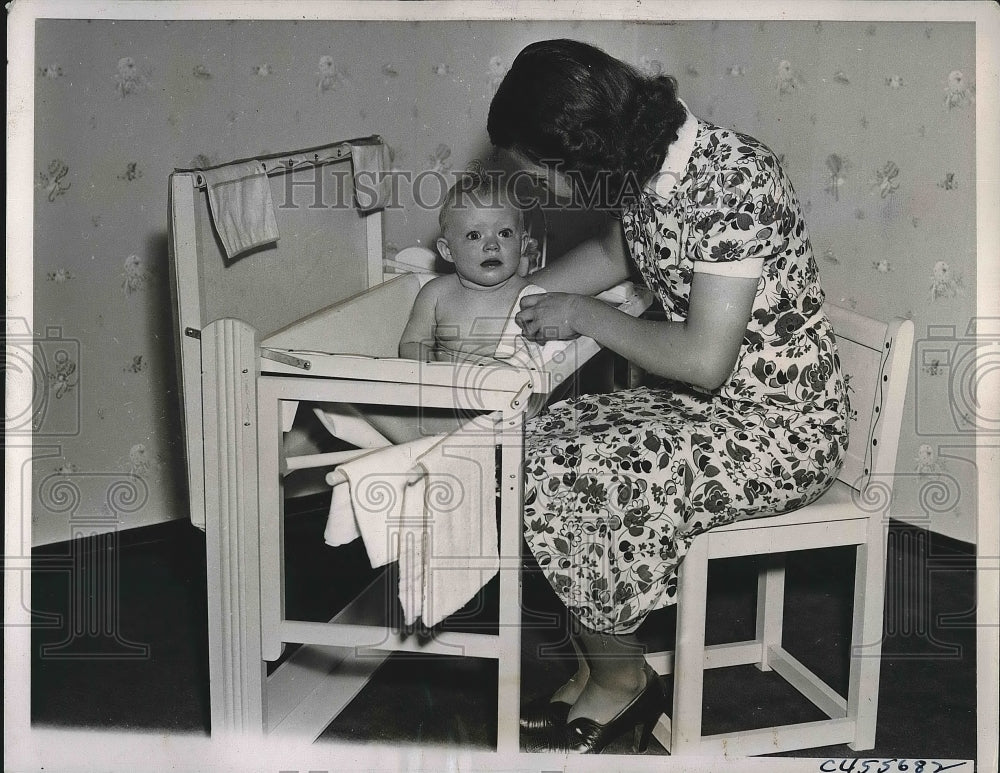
{"left": 168, "top": 137, "right": 651, "bottom": 750}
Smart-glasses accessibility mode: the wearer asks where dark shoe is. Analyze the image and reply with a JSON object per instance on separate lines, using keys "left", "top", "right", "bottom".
{"left": 519, "top": 695, "right": 572, "bottom": 733}
{"left": 524, "top": 673, "right": 665, "bottom": 754}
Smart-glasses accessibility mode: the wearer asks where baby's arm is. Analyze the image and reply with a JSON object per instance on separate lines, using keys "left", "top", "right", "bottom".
{"left": 398, "top": 280, "right": 441, "bottom": 360}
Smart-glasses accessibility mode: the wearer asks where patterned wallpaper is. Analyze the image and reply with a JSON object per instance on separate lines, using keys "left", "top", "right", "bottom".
{"left": 29, "top": 19, "right": 977, "bottom": 545}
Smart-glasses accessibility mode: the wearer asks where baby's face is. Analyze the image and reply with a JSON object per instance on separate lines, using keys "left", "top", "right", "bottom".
{"left": 438, "top": 202, "right": 526, "bottom": 289}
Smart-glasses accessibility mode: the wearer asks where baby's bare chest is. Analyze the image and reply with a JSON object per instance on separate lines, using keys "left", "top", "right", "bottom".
{"left": 433, "top": 289, "right": 520, "bottom": 352}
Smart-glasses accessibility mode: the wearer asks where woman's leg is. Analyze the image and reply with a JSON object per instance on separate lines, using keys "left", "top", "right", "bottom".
{"left": 567, "top": 618, "right": 650, "bottom": 724}
{"left": 547, "top": 636, "right": 590, "bottom": 705}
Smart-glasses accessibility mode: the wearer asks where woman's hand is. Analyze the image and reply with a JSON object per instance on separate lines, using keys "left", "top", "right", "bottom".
{"left": 515, "top": 292, "right": 595, "bottom": 343}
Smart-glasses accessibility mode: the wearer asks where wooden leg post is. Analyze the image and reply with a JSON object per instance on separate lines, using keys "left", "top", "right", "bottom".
{"left": 672, "top": 534, "right": 710, "bottom": 754}
{"left": 755, "top": 554, "right": 786, "bottom": 672}
{"left": 496, "top": 410, "right": 523, "bottom": 754}
{"left": 847, "top": 516, "right": 886, "bottom": 751}
{"left": 202, "top": 318, "right": 265, "bottom": 734}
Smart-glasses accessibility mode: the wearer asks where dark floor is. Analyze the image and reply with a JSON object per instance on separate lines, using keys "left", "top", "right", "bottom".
{"left": 30, "top": 506, "right": 977, "bottom": 760}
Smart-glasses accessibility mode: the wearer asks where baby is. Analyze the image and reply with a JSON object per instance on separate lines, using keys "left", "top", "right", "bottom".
{"left": 398, "top": 175, "right": 531, "bottom": 362}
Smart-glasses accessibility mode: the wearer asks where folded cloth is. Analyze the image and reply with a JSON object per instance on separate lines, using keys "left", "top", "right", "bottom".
{"left": 325, "top": 476, "right": 365, "bottom": 547}
{"left": 201, "top": 160, "right": 280, "bottom": 259}
{"left": 400, "top": 428, "right": 499, "bottom": 628}
{"left": 396, "top": 476, "right": 427, "bottom": 627}
{"left": 313, "top": 404, "right": 392, "bottom": 450}
{"left": 323, "top": 434, "right": 439, "bottom": 562}
{"left": 317, "top": 403, "right": 394, "bottom": 547}
{"left": 350, "top": 141, "right": 392, "bottom": 212}
{"left": 493, "top": 284, "right": 568, "bottom": 364}
{"left": 322, "top": 415, "right": 499, "bottom": 628}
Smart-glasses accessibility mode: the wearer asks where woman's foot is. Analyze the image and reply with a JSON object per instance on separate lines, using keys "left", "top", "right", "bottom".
{"left": 566, "top": 663, "right": 652, "bottom": 725}
{"left": 519, "top": 695, "right": 571, "bottom": 732}
{"left": 524, "top": 669, "right": 666, "bottom": 754}
{"left": 519, "top": 671, "right": 589, "bottom": 732}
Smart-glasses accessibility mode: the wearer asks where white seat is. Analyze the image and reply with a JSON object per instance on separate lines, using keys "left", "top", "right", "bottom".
{"left": 647, "top": 303, "right": 914, "bottom": 757}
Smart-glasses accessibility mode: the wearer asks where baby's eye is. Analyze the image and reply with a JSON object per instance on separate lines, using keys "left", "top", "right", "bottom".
{"left": 498, "top": 228, "right": 514, "bottom": 238}
{"left": 465, "top": 230, "right": 481, "bottom": 240}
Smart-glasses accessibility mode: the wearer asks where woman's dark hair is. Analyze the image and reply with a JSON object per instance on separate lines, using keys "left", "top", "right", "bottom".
{"left": 488, "top": 39, "right": 686, "bottom": 210}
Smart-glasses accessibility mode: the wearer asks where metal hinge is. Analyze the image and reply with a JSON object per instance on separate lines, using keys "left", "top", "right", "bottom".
{"left": 260, "top": 348, "right": 312, "bottom": 370}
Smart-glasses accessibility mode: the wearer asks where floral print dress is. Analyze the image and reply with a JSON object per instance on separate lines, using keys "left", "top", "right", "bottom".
{"left": 522, "top": 112, "right": 849, "bottom": 634}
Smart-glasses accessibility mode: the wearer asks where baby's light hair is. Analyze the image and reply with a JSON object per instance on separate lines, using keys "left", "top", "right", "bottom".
{"left": 438, "top": 171, "right": 524, "bottom": 235}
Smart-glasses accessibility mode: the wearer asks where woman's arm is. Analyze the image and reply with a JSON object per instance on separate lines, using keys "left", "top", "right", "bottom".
{"left": 527, "top": 214, "right": 632, "bottom": 295}
{"left": 516, "top": 271, "right": 759, "bottom": 390}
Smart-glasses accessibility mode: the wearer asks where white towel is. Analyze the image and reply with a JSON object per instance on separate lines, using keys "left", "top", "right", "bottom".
{"left": 313, "top": 404, "right": 392, "bottom": 450}
{"left": 350, "top": 141, "right": 392, "bottom": 212}
{"left": 322, "top": 417, "right": 499, "bottom": 628}
{"left": 396, "top": 480, "right": 427, "bottom": 626}
{"left": 201, "top": 160, "right": 280, "bottom": 259}
{"left": 323, "top": 434, "right": 439, "bottom": 563}
{"left": 493, "top": 284, "right": 568, "bottom": 364}
{"left": 326, "top": 479, "right": 365, "bottom": 547}
{"left": 400, "top": 429, "right": 498, "bottom": 628}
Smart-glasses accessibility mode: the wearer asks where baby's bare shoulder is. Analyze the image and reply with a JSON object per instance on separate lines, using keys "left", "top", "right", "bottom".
{"left": 509, "top": 275, "right": 531, "bottom": 294}
{"left": 421, "top": 273, "right": 463, "bottom": 299}
{"left": 413, "top": 273, "right": 455, "bottom": 300}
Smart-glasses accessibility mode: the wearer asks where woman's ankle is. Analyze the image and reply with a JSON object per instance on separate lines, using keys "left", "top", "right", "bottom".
{"left": 550, "top": 668, "right": 590, "bottom": 704}
{"left": 585, "top": 658, "right": 648, "bottom": 694}
{"left": 564, "top": 676, "right": 646, "bottom": 724}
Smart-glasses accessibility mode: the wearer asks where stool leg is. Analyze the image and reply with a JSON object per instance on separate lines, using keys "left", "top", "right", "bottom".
{"left": 847, "top": 517, "right": 886, "bottom": 751}
{"left": 497, "top": 412, "right": 523, "bottom": 754}
{"left": 672, "top": 535, "right": 710, "bottom": 754}
{"left": 754, "top": 555, "right": 786, "bottom": 672}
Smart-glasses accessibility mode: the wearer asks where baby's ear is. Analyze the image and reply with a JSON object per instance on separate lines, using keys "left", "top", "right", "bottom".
{"left": 436, "top": 237, "right": 454, "bottom": 263}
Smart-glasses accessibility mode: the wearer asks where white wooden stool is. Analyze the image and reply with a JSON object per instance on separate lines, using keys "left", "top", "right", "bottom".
{"left": 646, "top": 304, "right": 914, "bottom": 756}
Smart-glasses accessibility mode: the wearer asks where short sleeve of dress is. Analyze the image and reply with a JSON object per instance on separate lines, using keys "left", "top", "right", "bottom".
{"left": 688, "top": 152, "right": 788, "bottom": 281}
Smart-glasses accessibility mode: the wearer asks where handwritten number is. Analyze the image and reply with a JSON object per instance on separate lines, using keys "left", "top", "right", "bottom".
{"left": 819, "top": 760, "right": 968, "bottom": 773}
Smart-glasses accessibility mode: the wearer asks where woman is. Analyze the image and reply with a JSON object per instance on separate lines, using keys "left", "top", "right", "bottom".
{"left": 488, "top": 39, "right": 849, "bottom": 753}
